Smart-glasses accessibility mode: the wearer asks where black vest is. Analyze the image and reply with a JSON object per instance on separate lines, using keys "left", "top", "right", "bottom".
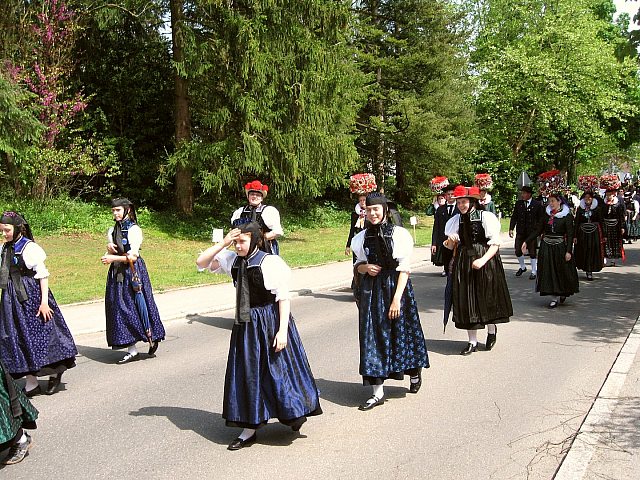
{"left": 231, "top": 250, "right": 277, "bottom": 307}
{"left": 460, "top": 210, "right": 489, "bottom": 247}
{"left": 363, "top": 222, "right": 399, "bottom": 270}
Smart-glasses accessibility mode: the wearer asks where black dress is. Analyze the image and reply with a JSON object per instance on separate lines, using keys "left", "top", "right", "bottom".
{"left": 574, "top": 199, "right": 604, "bottom": 273}
{"left": 526, "top": 207, "right": 579, "bottom": 297}
{"left": 602, "top": 199, "right": 625, "bottom": 260}
{"left": 432, "top": 203, "right": 459, "bottom": 267}
{"left": 448, "top": 210, "right": 512, "bottom": 330}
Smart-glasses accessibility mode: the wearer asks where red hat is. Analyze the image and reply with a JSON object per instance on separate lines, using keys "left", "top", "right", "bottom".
{"left": 244, "top": 180, "right": 268, "bottom": 198}
{"left": 452, "top": 185, "right": 481, "bottom": 199}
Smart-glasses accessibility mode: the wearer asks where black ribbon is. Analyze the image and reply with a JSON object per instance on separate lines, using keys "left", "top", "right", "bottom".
{"left": 0, "top": 242, "right": 13, "bottom": 291}
{"left": 234, "top": 221, "right": 263, "bottom": 325}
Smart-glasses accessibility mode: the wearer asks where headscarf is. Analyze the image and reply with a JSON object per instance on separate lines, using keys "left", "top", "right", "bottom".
{"left": 111, "top": 198, "right": 135, "bottom": 255}
{"left": 0, "top": 211, "right": 32, "bottom": 291}
{"left": 232, "top": 219, "right": 264, "bottom": 324}
{"left": 365, "top": 193, "right": 392, "bottom": 264}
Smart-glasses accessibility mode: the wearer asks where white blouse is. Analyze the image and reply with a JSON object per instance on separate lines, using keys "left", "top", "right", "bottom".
{"left": 350, "top": 225, "right": 414, "bottom": 273}
{"left": 1, "top": 241, "right": 50, "bottom": 279}
{"left": 205, "top": 249, "right": 291, "bottom": 302}
{"left": 106, "top": 224, "right": 143, "bottom": 256}
{"left": 445, "top": 210, "right": 502, "bottom": 246}
{"left": 230, "top": 205, "right": 284, "bottom": 235}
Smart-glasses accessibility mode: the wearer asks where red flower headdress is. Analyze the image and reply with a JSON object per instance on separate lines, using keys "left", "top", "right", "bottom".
{"left": 474, "top": 173, "right": 493, "bottom": 191}
{"left": 537, "top": 170, "right": 565, "bottom": 196}
{"left": 578, "top": 175, "right": 599, "bottom": 192}
{"left": 430, "top": 176, "right": 449, "bottom": 194}
{"left": 599, "top": 174, "right": 621, "bottom": 191}
{"left": 349, "top": 173, "right": 377, "bottom": 194}
{"left": 244, "top": 180, "right": 269, "bottom": 198}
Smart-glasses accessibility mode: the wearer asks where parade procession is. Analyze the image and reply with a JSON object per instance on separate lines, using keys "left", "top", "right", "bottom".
{"left": 4, "top": 0, "right": 640, "bottom": 478}
{"left": 0, "top": 168, "right": 638, "bottom": 480}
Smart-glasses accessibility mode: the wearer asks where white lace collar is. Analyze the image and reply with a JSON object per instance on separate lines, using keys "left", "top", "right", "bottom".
{"left": 546, "top": 204, "right": 570, "bottom": 218}
{"left": 479, "top": 193, "right": 492, "bottom": 205}
{"left": 579, "top": 198, "right": 598, "bottom": 210}
{"left": 355, "top": 203, "right": 365, "bottom": 215}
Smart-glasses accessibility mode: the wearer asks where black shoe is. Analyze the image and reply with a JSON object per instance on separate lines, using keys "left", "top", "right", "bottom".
{"left": 25, "top": 385, "right": 42, "bottom": 398}
{"left": 358, "top": 395, "right": 385, "bottom": 411}
{"left": 529, "top": 273, "right": 536, "bottom": 280}
{"left": 227, "top": 433, "right": 257, "bottom": 451}
{"left": 515, "top": 268, "right": 527, "bottom": 277}
{"left": 46, "top": 374, "right": 62, "bottom": 395}
{"left": 117, "top": 352, "right": 139, "bottom": 365}
{"left": 440, "top": 271, "right": 447, "bottom": 277}
{"left": 486, "top": 327, "right": 497, "bottom": 351}
{"left": 559, "top": 296, "right": 566, "bottom": 304}
{"left": 408, "top": 373, "right": 422, "bottom": 394}
{"left": 586, "top": 273, "right": 593, "bottom": 281}
{"left": 460, "top": 343, "right": 477, "bottom": 356}
{"left": 548, "top": 300, "right": 558, "bottom": 309}
{"left": 148, "top": 340, "right": 159, "bottom": 356}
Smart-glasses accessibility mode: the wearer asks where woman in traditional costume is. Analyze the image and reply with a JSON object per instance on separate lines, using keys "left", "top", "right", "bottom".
{"left": 231, "top": 180, "right": 283, "bottom": 255}
{"left": 525, "top": 192, "right": 579, "bottom": 308}
{"left": 197, "top": 220, "right": 321, "bottom": 450}
{"left": 0, "top": 212, "right": 77, "bottom": 396}
{"left": 351, "top": 193, "right": 429, "bottom": 410}
{"left": 574, "top": 191, "right": 604, "bottom": 281}
{"left": 601, "top": 182, "right": 626, "bottom": 266}
{"left": 101, "top": 198, "right": 165, "bottom": 364}
{"left": 475, "top": 173, "right": 497, "bottom": 215}
{"left": 0, "top": 359, "right": 38, "bottom": 464}
{"left": 445, "top": 186, "right": 512, "bottom": 355}
{"left": 623, "top": 191, "right": 639, "bottom": 243}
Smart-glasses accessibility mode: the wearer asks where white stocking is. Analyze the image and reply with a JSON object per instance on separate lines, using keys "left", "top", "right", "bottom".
{"left": 467, "top": 330, "right": 478, "bottom": 346}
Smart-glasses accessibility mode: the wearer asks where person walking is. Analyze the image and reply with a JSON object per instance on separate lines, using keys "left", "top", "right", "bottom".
{"left": 0, "top": 212, "right": 77, "bottom": 396}
{"left": 197, "top": 220, "right": 322, "bottom": 450}
{"left": 445, "top": 186, "right": 512, "bottom": 355}
{"left": 351, "top": 193, "right": 429, "bottom": 410}
{"left": 101, "top": 198, "right": 165, "bottom": 364}
{"left": 509, "top": 185, "right": 544, "bottom": 279}
{"left": 601, "top": 187, "right": 626, "bottom": 266}
{"left": 574, "top": 191, "right": 604, "bottom": 281}
{"left": 431, "top": 185, "right": 459, "bottom": 277}
{"left": 524, "top": 193, "right": 579, "bottom": 308}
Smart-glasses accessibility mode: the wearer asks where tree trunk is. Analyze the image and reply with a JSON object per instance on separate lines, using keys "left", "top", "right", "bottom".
{"left": 170, "top": 0, "right": 193, "bottom": 215}
{"left": 375, "top": 65, "right": 385, "bottom": 193}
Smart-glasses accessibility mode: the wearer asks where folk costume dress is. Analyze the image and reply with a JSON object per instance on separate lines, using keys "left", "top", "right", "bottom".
{"left": 0, "top": 236, "right": 77, "bottom": 378}
{"left": 0, "top": 359, "right": 37, "bottom": 448}
{"left": 602, "top": 196, "right": 626, "bottom": 261}
{"left": 208, "top": 248, "right": 322, "bottom": 430}
{"left": 479, "top": 193, "right": 497, "bottom": 215}
{"left": 351, "top": 222, "right": 429, "bottom": 385}
{"left": 526, "top": 205, "right": 579, "bottom": 298}
{"left": 574, "top": 198, "right": 605, "bottom": 274}
{"left": 231, "top": 205, "right": 283, "bottom": 255}
{"left": 432, "top": 202, "right": 459, "bottom": 268}
{"left": 624, "top": 197, "right": 640, "bottom": 241}
{"left": 346, "top": 202, "right": 367, "bottom": 252}
{"left": 104, "top": 220, "right": 165, "bottom": 349}
{"left": 445, "top": 209, "right": 512, "bottom": 330}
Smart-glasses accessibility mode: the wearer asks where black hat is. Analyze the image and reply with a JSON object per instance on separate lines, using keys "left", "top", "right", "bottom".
{"left": 520, "top": 185, "right": 533, "bottom": 194}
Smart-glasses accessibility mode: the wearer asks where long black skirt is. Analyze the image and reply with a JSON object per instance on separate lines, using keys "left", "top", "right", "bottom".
{"left": 536, "top": 236, "right": 579, "bottom": 296}
{"left": 451, "top": 244, "right": 512, "bottom": 330}
{"left": 603, "top": 219, "right": 624, "bottom": 260}
{"left": 574, "top": 223, "right": 604, "bottom": 273}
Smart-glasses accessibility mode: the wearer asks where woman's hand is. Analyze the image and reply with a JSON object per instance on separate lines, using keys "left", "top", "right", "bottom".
{"left": 224, "top": 228, "right": 241, "bottom": 247}
{"left": 101, "top": 254, "right": 118, "bottom": 265}
{"left": 565, "top": 252, "right": 572, "bottom": 262}
{"left": 365, "top": 264, "right": 381, "bottom": 277}
{"left": 272, "top": 330, "right": 288, "bottom": 352}
{"left": 106, "top": 243, "right": 118, "bottom": 254}
{"left": 388, "top": 298, "right": 401, "bottom": 320}
{"left": 472, "top": 258, "right": 486, "bottom": 270}
{"left": 37, "top": 302, "right": 53, "bottom": 322}
{"left": 431, "top": 245, "right": 437, "bottom": 255}
{"left": 521, "top": 243, "right": 528, "bottom": 255}
{"left": 448, "top": 233, "right": 460, "bottom": 243}
{"left": 344, "top": 247, "right": 351, "bottom": 256}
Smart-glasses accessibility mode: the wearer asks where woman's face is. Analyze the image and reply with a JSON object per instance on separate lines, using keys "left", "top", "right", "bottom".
{"left": 583, "top": 195, "right": 593, "bottom": 206}
{"left": 366, "top": 204, "right": 385, "bottom": 225}
{"left": 358, "top": 195, "right": 367, "bottom": 209}
{"left": 112, "top": 206, "right": 125, "bottom": 221}
{"left": 606, "top": 191, "right": 616, "bottom": 200}
{"left": 549, "top": 196, "right": 561, "bottom": 210}
{"left": 437, "top": 195, "right": 446, "bottom": 206}
{"left": 456, "top": 198, "right": 471, "bottom": 214}
{"left": 247, "top": 191, "right": 263, "bottom": 207}
{"left": 234, "top": 232, "right": 253, "bottom": 257}
{"left": 0, "top": 224, "right": 14, "bottom": 242}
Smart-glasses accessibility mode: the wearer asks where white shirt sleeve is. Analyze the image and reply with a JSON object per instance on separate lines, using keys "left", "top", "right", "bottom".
{"left": 261, "top": 206, "right": 283, "bottom": 235}
{"left": 107, "top": 226, "right": 114, "bottom": 243}
{"left": 126, "top": 225, "right": 143, "bottom": 256}
{"left": 445, "top": 214, "right": 460, "bottom": 237}
{"left": 230, "top": 207, "right": 243, "bottom": 224}
{"left": 21, "top": 242, "right": 50, "bottom": 279}
{"left": 261, "top": 255, "right": 291, "bottom": 301}
{"left": 205, "top": 248, "right": 237, "bottom": 276}
{"left": 392, "top": 226, "right": 414, "bottom": 272}
{"left": 482, "top": 211, "right": 502, "bottom": 245}
{"left": 350, "top": 230, "right": 367, "bottom": 263}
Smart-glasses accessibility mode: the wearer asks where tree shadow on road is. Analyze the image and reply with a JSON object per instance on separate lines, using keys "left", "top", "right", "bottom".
{"left": 129, "top": 406, "right": 304, "bottom": 448}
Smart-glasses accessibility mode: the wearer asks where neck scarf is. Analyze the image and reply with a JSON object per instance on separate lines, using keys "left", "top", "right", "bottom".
{"left": 0, "top": 212, "right": 31, "bottom": 290}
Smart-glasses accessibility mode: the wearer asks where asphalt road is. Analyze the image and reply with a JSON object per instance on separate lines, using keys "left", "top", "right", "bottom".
{"left": 3, "top": 247, "right": 639, "bottom": 479}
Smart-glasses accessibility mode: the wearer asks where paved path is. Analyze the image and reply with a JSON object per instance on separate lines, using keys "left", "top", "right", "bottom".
{"left": 2, "top": 240, "right": 639, "bottom": 479}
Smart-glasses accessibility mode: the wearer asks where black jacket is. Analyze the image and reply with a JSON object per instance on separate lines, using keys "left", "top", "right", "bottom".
{"left": 432, "top": 203, "right": 459, "bottom": 246}
{"left": 509, "top": 198, "right": 544, "bottom": 237}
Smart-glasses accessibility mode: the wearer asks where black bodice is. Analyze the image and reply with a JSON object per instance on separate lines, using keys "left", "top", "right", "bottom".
{"left": 239, "top": 205, "right": 271, "bottom": 233}
{"left": 459, "top": 210, "right": 489, "bottom": 247}
{"left": 231, "top": 250, "right": 277, "bottom": 307}
{"left": 363, "top": 222, "right": 399, "bottom": 270}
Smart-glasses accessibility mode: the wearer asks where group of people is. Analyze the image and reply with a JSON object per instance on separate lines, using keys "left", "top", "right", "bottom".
{"left": 0, "top": 171, "right": 632, "bottom": 463}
